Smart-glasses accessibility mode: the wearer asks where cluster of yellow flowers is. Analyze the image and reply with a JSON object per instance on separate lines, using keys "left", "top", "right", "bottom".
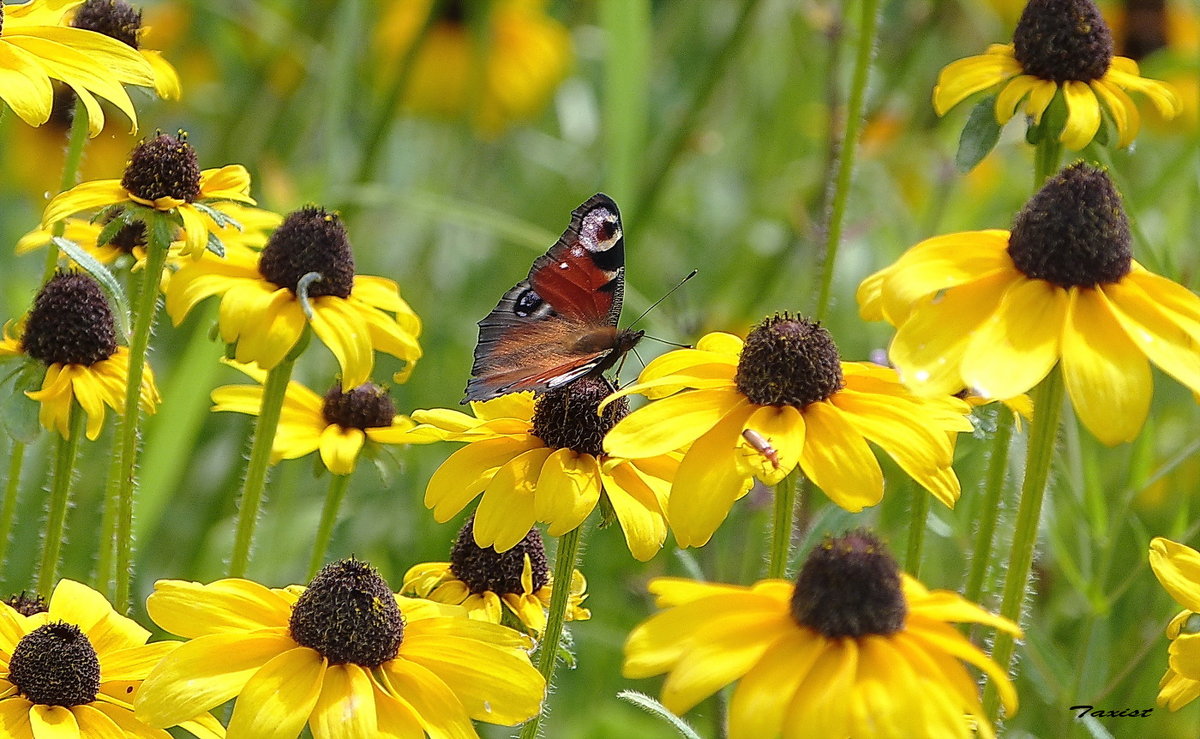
{"left": 0, "top": 0, "right": 1199, "bottom": 737}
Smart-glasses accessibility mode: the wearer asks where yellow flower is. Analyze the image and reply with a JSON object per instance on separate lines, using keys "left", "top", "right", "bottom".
{"left": 42, "top": 132, "right": 256, "bottom": 259}
{"left": 858, "top": 162, "right": 1200, "bottom": 446}
{"left": 211, "top": 362, "right": 414, "bottom": 476}
{"left": 934, "top": 0, "right": 1180, "bottom": 148}
{"left": 165, "top": 205, "right": 422, "bottom": 388}
{"left": 0, "top": 579, "right": 222, "bottom": 739}
{"left": 134, "top": 558, "right": 545, "bottom": 738}
{"left": 409, "top": 377, "right": 677, "bottom": 561}
{"left": 17, "top": 203, "right": 281, "bottom": 272}
{"left": 1149, "top": 537, "right": 1200, "bottom": 711}
{"left": 0, "top": 273, "right": 158, "bottom": 440}
{"left": 66, "top": 0, "right": 181, "bottom": 100}
{"left": 402, "top": 518, "right": 590, "bottom": 635}
{"left": 602, "top": 318, "right": 972, "bottom": 548}
{"left": 0, "top": 0, "right": 154, "bottom": 135}
{"left": 624, "top": 531, "right": 1021, "bottom": 739}
{"left": 379, "top": 0, "right": 572, "bottom": 136}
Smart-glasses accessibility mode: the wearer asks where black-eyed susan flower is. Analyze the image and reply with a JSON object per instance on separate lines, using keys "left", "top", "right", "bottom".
{"left": 934, "top": 0, "right": 1181, "bottom": 149}
{"left": 165, "top": 205, "right": 422, "bottom": 387}
{"left": 403, "top": 516, "right": 590, "bottom": 635}
{"left": 69, "top": 0, "right": 181, "bottom": 100}
{"left": 379, "top": 0, "right": 571, "bottom": 136}
{"left": 602, "top": 317, "right": 972, "bottom": 548}
{"left": 859, "top": 162, "right": 1200, "bottom": 446}
{"left": 624, "top": 530, "right": 1020, "bottom": 738}
{"left": 0, "top": 0, "right": 154, "bottom": 135}
{"left": 0, "top": 272, "right": 158, "bottom": 440}
{"left": 211, "top": 362, "right": 414, "bottom": 475}
{"left": 1149, "top": 537, "right": 1200, "bottom": 711}
{"left": 17, "top": 203, "right": 281, "bottom": 272}
{"left": 409, "top": 377, "right": 677, "bottom": 561}
{"left": 134, "top": 558, "right": 545, "bottom": 738}
{"left": 0, "top": 579, "right": 222, "bottom": 738}
{"left": 42, "top": 131, "right": 256, "bottom": 259}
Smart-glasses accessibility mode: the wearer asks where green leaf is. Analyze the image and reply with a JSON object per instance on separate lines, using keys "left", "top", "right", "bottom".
{"left": 1, "top": 362, "right": 44, "bottom": 443}
{"left": 95, "top": 207, "right": 137, "bottom": 247}
{"left": 955, "top": 97, "right": 1002, "bottom": 173}
{"left": 616, "top": 691, "right": 702, "bottom": 739}
{"left": 51, "top": 236, "right": 131, "bottom": 341}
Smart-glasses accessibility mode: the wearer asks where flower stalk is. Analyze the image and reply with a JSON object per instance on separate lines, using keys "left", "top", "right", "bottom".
{"left": 227, "top": 339, "right": 306, "bottom": 577}
{"left": 113, "top": 212, "right": 172, "bottom": 609}
{"left": 813, "top": 0, "right": 881, "bottom": 321}
{"left": 964, "top": 407, "right": 1017, "bottom": 608}
{"left": 308, "top": 472, "right": 353, "bottom": 578}
{"left": 519, "top": 524, "right": 584, "bottom": 739}
{"left": 768, "top": 470, "right": 799, "bottom": 579}
{"left": 36, "top": 404, "right": 86, "bottom": 594}
{"left": 0, "top": 442, "right": 25, "bottom": 570}
{"left": 41, "top": 100, "right": 91, "bottom": 282}
{"left": 905, "top": 481, "right": 930, "bottom": 577}
{"left": 983, "top": 366, "right": 1064, "bottom": 721}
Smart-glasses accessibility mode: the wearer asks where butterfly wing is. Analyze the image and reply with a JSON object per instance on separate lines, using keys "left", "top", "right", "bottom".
{"left": 464, "top": 194, "right": 629, "bottom": 403}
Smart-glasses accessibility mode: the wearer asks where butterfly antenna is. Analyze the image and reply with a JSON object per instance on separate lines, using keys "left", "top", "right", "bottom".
{"left": 627, "top": 269, "right": 697, "bottom": 329}
{"left": 641, "top": 335, "right": 692, "bottom": 349}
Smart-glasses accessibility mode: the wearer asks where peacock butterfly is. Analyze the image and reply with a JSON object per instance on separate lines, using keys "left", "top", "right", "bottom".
{"left": 463, "top": 193, "right": 644, "bottom": 403}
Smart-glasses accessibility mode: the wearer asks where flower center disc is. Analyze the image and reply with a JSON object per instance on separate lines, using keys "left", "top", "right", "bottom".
{"left": 8, "top": 623, "right": 101, "bottom": 707}
{"left": 289, "top": 559, "right": 404, "bottom": 667}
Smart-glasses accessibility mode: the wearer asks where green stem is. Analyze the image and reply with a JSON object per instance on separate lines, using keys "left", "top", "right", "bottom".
{"left": 308, "top": 473, "right": 353, "bottom": 578}
{"left": 964, "top": 407, "right": 1017, "bottom": 607}
{"left": 36, "top": 404, "right": 86, "bottom": 595}
{"left": 813, "top": 0, "right": 881, "bottom": 322}
{"left": 767, "top": 470, "right": 798, "bottom": 579}
{"left": 228, "top": 353, "right": 300, "bottom": 577}
{"left": 1034, "top": 137, "right": 1063, "bottom": 187}
{"left": 518, "top": 525, "right": 584, "bottom": 739}
{"left": 905, "top": 485, "right": 930, "bottom": 577}
{"left": 0, "top": 442, "right": 26, "bottom": 573}
{"left": 97, "top": 438, "right": 124, "bottom": 597}
{"left": 112, "top": 221, "right": 171, "bottom": 610}
{"left": 634, "top": 0, "right": 764, "bottom": 222}
{"left": 41, "top": 100, "right": 91, "bottom": 282}
{"left": 983, "top": 367, "right": 1064, "bottom": 722}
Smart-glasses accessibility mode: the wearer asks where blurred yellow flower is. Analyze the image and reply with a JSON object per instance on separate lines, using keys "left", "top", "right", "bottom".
{"left": 1150, "top": 537, "right": 1200, "bottom": 711}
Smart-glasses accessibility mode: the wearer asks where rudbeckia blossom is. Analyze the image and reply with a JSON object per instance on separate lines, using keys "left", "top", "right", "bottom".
{"left": 624, "top": 530, "right": 1021, "bottom": 738}
{"left": 0, "top": 0, "right": 154, "bottom": 135}
{"left": 68, "top": 0, "right": 179, "bottom": 100}
{"left": 0, "top": 579, "right": 222, "bottom": 738}
{"left": 602, "top": 316, "right": 972, "bottom": 548}
{"left": 402, "top": 517, "right": 590, "bottom": 635}
{"left": 166, "top": 205, "right": 422, "bottom": 387}
{"left": 0, "top": 272, "right": 158, "bottom": 440}
{"left": 211, "top": 362, "right": 414, "bottom": 475}
{"left": 858, "top": 162, "right": 1200, "bottom": 446}
{"left": 379, "top": 0, "right": 572, "bottom": 136}
{"left": 1149, "top": 537, "right": 1200, "bottom": 711}
{"left": 409, "top": 377, "right": 677, "bottom": 561}
{"left": 134, "top": 558, "right": 545, "bottom": 738}
{"left": 934, "top": 0, "right": 1181, "bottom": 148}
{"left": 42, "top": 132, "right": 256, "bottom": 259}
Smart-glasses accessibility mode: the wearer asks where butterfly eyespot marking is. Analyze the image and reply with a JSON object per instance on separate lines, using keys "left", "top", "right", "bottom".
{"left": 581, "top": 208, "right": 621, "bottom": 252}
{"left": 514, "top": 288, "right": 544, "bottom": 318}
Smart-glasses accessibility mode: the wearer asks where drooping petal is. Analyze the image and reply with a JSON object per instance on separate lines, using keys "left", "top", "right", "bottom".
{"left": 728, "top": 628, "right": 821, "bottom": 739}
{"left": 783, "top": 637, "right": 858, "bottom": 737}
{"left": 1060, "top": 288, "right": 1151, "bottom": 445}
{"left": 1150, "top": 538, "right": 1200, "bottom": 613}
{"left": 42, "top": 180, "right": 128, "bottom": 226}
{"left": 226, "top": 647, "right": 326, "bottom": 739}
{"left": 424, "top": 436, "right": 542, "bottom": 522}
{"left": 667, "top": 403, "right": 757, "bottom": 548}
{"left": 310, "top": 664, "right": 376, "bottom": 739}
{"left": 380, "top": 659, "right": 475, "bottom": 739}
{"left": 0, "top": 42, "right": 53, "bottom": 126}
{"left": 1105, "top": 274, "right": 1200, "bottom": 393}
{"left": 310, "top": 298, "right": 374, "bottom": 388}
{"left": 995, "top": 75, "right": 1043, "bottom": 123}
{"left": 473, "top": 447, "right": 552, "bottom": 551}
{"left": 1059, "top": 80, "right": 1102, "bottom": 149}
{"left": 1091, "top": 78, "right": 1139, "bottom": 147}
{"left": 1106, "top": 66, "right": 1182, "bottom": 118}
{"left": 533, "top": 449, "right": 600, "bottom": 536}
{"left": 798, "top": 402, "right": 883, "bottom": 512}
{"left": 960, "top": 276, "right": 1067, "bottom": 399}
{"left": 397, "top": 636, "right": 544, "bottom": 724}
{"left": 933, "top": 52, "right": 1022, "bottom": 115}
{"left": 599, "top": 460, "right": 669, "bottom": 561}
{"left": 317, "top": 425, "right": 366, "bottom": 475}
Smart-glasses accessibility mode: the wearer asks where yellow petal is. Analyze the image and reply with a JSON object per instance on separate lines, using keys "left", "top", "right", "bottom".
{"left": 29, "top": 704, "right": 78, "bottom": 739}
{"left": 318, "top": 425, "right": 365, "bottom": 475}
{"left": 1059, "top": 80, "right": 1102, "bottom": 149}
{"left": 373, "top": 684, "right": 425, "bottom": 739}
{"left": 783, "top": 637, "right": 857, "bottom": 736}
{"left": 227, "top": 647, "right": 326, "bottom": 739}
{"left": 473, "top": 447, "right": 551, "bottom": 551}
{"left": 199, "top": 165, "right": 254, "bottom": 201}
{"left": 178, "top": 204, "right": 209, "bottom": 256}
{"left": 0, "top": 42, "right": 53, "bottom": 126}
{"left": 961, "top": 276, "right": 1066, "bottom": 399}
{"left": 1105, "top": 274, "right": 1200, "bottom": 393}
{"left": 667, "top": 403, "right": 757, "bottom": 548}
{"left": 1106, "top": 67, "right": 1182, "bottom": 118}
{"left": 932, "top": 52, "right": 1021, "bottom": 115}
{"left": 42, "top": 180, "right": 127, "bottom": 227}
{"left": 311, "top": 298, "right": 373, "bottom": 388}
{"left": 798, "top": 402, "right": 882, "bottom": 512}
{"left": 740, "top": 405, "right": 804, "bottom": 485}
{"left": 142, "top": 49, "right": 181, "bottom": 100}
{"left": 1150, "top": 538, "right": 1200, "bottom": 613}
{"left": 380, "top": 659, "right": 476, "bottom": 739}
{"left": 147, "top": 579, "right": 294, "bottom": 637}
{"left": 100, "top": 641, "right": 177, "bottom": 682}
{"left": 728, "top": 628, "right": 821, "bottom": 739}
{"left": 310, "top": 664, "right": 376, "bottom": 739}
{"left": 604, "top": 388, "right": 749, "bottom": 459}
{"left": 1061, "top": 288, "right": 1151, "bottom": 445}
{"left": 135, "top": 632, "right": 296, "bottom": 728}
{"left": 424, "top": 436, "right": 541, "bottom": 522}
{"left": 599, "top": 461, "right": 669, "bottom": 561}
{"left": 995, "top": 75, "right": 1043, "bottom": 123}
{"left": 534, "top": 449, "right": 600, "bottom": 536}
{"left": 397, "top": 635, "right": 544, "bottom": 724}
{"left": 1091, "top": 78, "right": 1139, "bottom": 147}
{"left": 69, "top": 704, "right": 125, "bottom": 739}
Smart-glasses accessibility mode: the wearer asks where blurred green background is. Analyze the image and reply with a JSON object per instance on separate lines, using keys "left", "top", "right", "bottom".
{"left": 1, "top": 0, "right": 1199, "bottom": 736}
